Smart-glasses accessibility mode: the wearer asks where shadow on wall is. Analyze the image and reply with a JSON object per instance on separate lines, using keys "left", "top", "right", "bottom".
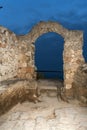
{"left": 70, "top": 63, "right": 87, "bottom": 103}
{"left": 35, "top": 32, "right": 64, "bottom": 80}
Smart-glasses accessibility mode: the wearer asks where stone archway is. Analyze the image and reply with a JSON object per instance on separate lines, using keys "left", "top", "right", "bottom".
{"left": 0, "top": 21, "right": 84, "bottom": 91}
{"left": 0, "top": 21, "right": 86, "bottom": 115}
{"left": 34, "top": 32, "right": 64, "bottom": 80}
{"left": 18, "top": 21, "right": 84, "bottom": 90}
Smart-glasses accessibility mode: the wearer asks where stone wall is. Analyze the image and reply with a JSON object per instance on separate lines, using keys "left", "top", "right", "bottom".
{"left": 0, "top": 27, "right": 19, "bottom": 81}
{"left": 0, "top": 21, "right": 84, "bottom": 92}
{"left": 72, "top": 63, "right": 87, "bottom": 101}
{"left": 64, "top": 31, "right": 84, "bottom": 89}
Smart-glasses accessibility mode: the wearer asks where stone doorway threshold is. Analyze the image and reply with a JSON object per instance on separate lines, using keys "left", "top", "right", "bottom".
{"left": 0, "top": 79, "right": 87, "bottom": 130}
{"left": 37, "top": 79, "right": 63, "bottom": 95}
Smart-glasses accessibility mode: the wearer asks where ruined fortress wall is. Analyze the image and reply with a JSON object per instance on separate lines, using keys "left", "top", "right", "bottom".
{"left": 0, "top": 22, "right": 84, "bottom": 91}
{"left": 0, "top": 27, "right": 19, "bottom": 81}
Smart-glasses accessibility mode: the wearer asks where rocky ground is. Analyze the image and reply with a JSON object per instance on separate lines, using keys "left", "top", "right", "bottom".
{"left": 0, "top": 79, "right": 87, "bottom": 130}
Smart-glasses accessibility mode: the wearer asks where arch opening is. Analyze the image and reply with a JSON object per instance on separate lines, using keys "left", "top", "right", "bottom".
{"left": 35, "top": 32, "right": 64, "bottom": 80}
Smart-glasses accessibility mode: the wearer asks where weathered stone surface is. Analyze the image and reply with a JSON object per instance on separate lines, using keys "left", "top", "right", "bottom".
{"left": 0, "top": 80, "right": 40, "bottom": 116}
{"left": 0, "top": 89, "right": 87, "bottom": 130}
{"left": 0, "top": 22, "right": 84, "bottom": 90}
{"left": 0, "top": 26, "right": 19, "bottom": 81}
{"left": 72, "top": 63, "right": 87, "bottom": 103}
{"left": 0, "top": 21, "right": 86, "bottom": 103}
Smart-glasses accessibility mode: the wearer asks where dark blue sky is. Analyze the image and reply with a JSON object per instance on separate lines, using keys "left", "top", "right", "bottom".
{"left": 0, "top": 0, "right": 87, "bottom": 79}
{"left": 0, "top": 0, "right": 87, "bottom": 33}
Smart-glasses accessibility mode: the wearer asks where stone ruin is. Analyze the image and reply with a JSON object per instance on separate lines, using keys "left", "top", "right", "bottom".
{"left": 0, "top": 21, "right": 87, "bottom": 115}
